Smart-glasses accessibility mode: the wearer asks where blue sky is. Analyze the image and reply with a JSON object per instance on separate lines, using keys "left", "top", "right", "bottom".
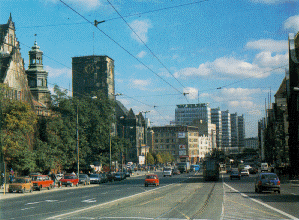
{"left": 1, "top": 0, "right": 299, "bottom": 138}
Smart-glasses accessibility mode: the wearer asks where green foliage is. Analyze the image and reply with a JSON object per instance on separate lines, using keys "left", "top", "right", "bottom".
{"left": 0, "top": 98, "right": 37, "bottom": 175}
{"left": 146, "top": 152, "right": 155, "bottom": 165}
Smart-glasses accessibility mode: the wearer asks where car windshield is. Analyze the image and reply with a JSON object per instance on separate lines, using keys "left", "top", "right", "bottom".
{"left": 90, "top": 174, "right": 99, "bottom": 178}
{"left": 261, "top": 174, "right": 278, "bottom": 180}
{"left": 14, "top": 178, "right": 26, "bottom": 183}
{"left": 146, "top": 175, "right": 156, "bottom": 179}
{"left": 31, "top": 176, "right": 43, "bottom": 181}
{"left": 164, "top": 168, "right": 171, "bottom": 171}
{"left": 79, "top": 174, "right": 86, "bottom": 178}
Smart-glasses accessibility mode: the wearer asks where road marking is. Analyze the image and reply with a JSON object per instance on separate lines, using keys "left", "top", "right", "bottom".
{"left": 47, "top": 184, "right": 174, "bottom": 219}
{"left": 82, "top": 198, "right": 97, "bottom": 203}
{"left": 224, "top": 182, "right": 298, "bottom": 219}
{"left": 21, "top": 207, "right": 36, "bottom": 211}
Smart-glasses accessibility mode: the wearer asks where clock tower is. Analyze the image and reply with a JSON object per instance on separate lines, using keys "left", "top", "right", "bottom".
{"left": 26, "top": 41, "right": 50, "bottom": 106}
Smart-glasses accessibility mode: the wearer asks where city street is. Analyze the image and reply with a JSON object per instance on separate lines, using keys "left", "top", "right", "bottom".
{"left": 0, "top": 171, "right": 298, "bottom": 220}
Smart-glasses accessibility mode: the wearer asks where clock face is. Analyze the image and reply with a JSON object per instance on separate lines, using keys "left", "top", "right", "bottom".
{"left": 84, "top": 64, "right": 95, "bottom": 75}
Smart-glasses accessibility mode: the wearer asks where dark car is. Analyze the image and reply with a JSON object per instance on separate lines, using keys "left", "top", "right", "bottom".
{"left": 249, "top": 166, "right": 258, "bottom": 174}
{"left": 99, "top": 173, "right": 108, "bottom": 183}
{"left": 79, "top": 174, "right": 90, "bottom": 185}
{"left": 255, "top": 172, "right": 280, "bottom": 193}
{"left": 114, "top": 172, "right": 126, "bottom": 181}
{"left": 230, "top": 170, "right": 241, "bottom": 180}
{"left": 107, "top": 172, "right": 116, "bottom": 182}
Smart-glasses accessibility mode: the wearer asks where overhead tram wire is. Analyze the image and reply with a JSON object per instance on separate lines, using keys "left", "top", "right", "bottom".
{"left": 18, "top": 0, "right": 209, "bottom": 29}
{"left": 58, "top": 0, "right": 183, "bottom": 96}
{"left": 215, "top": 64, "right": 288, "bottom": 90}
{"left": 106, "top": 0, "right": 186, "bottom": 90}
{"left": 17, "top": 40, "right": 161, "bottom": 108}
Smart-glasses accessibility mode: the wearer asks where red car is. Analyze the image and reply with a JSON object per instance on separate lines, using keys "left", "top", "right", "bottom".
{"left": 31, "top": 175, "right": 54, "bottom": 191}
{"left": 59, "top": 174, "right": 79, "bottom": 187}
{"left": 145, "top": 174, "right": 159, "bottom": 187}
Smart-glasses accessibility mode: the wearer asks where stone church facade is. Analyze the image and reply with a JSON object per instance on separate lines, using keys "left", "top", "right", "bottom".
{"left": 0, "top": 14, "right": 50, "bottom": 116}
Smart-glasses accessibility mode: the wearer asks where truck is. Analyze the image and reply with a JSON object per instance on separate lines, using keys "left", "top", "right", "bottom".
{"left": 177, "top": 162, "right": 190, "bottom": 173}
{"left": 203, "top": 158, "right": 219, "bottom": 181}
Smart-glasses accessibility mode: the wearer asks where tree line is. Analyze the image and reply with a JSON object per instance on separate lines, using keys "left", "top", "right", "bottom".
{"left": 0, "top": 84, "right": 130, "bottom": 176}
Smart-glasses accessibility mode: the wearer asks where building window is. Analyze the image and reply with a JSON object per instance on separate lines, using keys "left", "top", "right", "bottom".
{"left": 37, "top": 78, "right": 42, "bottom": 86}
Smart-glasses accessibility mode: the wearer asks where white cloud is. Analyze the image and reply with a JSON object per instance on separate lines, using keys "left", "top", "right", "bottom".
{"left": 131, "top": 79, "right": 151, "bottom": 90}
{"left": 45, "top": 66, "right": 72, "bottom": 78}
{"left": 174, "top": 57, "right": 265, "bottom": 79}
{"left": 129, "top": 19, "right": 152, "bottom": 43}
{"left": 183, "top": 87, "right": 198, "bottom": 100}
{"left": 284, "top": 15, "right": 299, "bottom": 32}
{"left": 245, "top": 39, "right": 288, "bottom": 53}
{"left": 137, "top": 51, "right": 147, "bottom": 58}
{"left": 253, "top": 51, "right": 288, "bottom": 68}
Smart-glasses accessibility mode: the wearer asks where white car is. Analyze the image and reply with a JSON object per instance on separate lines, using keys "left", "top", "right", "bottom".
{"left": 163, "top": 167, "right": 172, "bottom": 177}
{"left": 240, "top": 169, "right": 249, "bottom": 176}
{"left": 244, "top": 165, "right": 252, "bottom": 170}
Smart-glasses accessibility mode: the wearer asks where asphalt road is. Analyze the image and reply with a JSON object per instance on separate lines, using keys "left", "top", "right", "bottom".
{"left": 1, "top": 171, "right": 298, "bottom": 220}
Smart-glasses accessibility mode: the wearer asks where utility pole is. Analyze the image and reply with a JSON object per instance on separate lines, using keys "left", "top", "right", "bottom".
{"left": 76, "top": 104, "right": 79, "bottom": 177}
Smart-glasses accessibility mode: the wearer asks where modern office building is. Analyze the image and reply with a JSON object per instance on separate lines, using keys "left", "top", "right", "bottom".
{"left": 221, "top": 110, "right": 231, "bottom": 153}
{"left": 238, "top": 114, "right": 245, "bottom": 149}
{"left": 72, "top": 55, "right": 115, "bottom": 99}
{"left": 175, "top": 103, "right": 211, "bottom": 125}
{"left": 211, "top": 107, "right": 222, "bottom": 149}
{"left": 230, "top": 113, "right": 239, "bottom": 153}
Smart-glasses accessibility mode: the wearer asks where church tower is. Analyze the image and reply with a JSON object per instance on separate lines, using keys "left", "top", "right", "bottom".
{"left": 26, "top": 41, "right": 50, "bottom": 105}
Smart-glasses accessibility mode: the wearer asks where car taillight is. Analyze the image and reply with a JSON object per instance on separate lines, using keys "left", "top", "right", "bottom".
{"left": 277, "top": 181, "right": 280, "bottom": 185}
{"left": 258, "top": 181, "right": 262, "bottom": 185}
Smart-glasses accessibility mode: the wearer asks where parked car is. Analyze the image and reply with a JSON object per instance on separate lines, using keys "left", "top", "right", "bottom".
{"left": 79, "top": 174, "right": 90, "bottom": 185}
{"left": 173, "top": 168, "right": 180, "bottom": 175}
{"left": 99, "top": 173, "right": 108, "bottom": 183}
{"left": 230, "top": 170, "right": 241, "bottom": 180}
{"left": 244, "top": 165, "right": 252, "bottom": 170}
{"left": 163, "top": 167, "right": 172, "bottom": 177}
{"left": 8, "top": 177, "right": 33, "bottom": 193}
{"left": 255, "top": 172, "right": 280, "bottom": 193}
{"left": 31, "top": 175, "right": 54, "bottom": 191}
{"left": 145, "top": 174, "right": 159, "bottom": 187}
{"left": 114, "top": 172, "right": 126, "bottom": 181}
{"left": 107, "top": 172, "right": 116, "bottom": 182}
{"left": 89, "top": 173, "right": 101, "bottom": 184}
{"left": 240, "top": 169, "right": 250, "bottom": 176}
{"left": 59, "top": 174, "right": 79, "bottom": 187}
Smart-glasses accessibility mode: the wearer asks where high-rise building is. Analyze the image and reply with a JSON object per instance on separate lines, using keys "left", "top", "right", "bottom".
{"left": 211, "top": 107, "right": 222, "bottom": 149}
{"left": 72, "top": 55, "right": 115, "bottom": 99}
{"left": 230, "top": 113, "right": 239, "bottom": 153}
{"left": 175, "top": 103, "right": 211, "bottom": 125}
{"left": 221, "top": 110, "right": 231, "bottom": 153}
{"left": 238, "top": 114, "right": 245, "bottom": 149}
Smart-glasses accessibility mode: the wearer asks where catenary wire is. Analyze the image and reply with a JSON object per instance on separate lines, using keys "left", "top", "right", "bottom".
{"left": 58, "top": 0, "right": 184, "bottom": 97}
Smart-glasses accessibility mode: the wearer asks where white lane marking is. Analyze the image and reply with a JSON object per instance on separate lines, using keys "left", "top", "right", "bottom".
{"left": 82, "top": 198, "right": 97, "bottom": 203}
{"left": 26, "top": 202, "right": 40, "bottom": 205}
{"left": 21, "top": 207, "right": 36, "bottom": 211}
{"left": 224, "top": 182, "right": 298, "bottom": 219}
{"left": 47, "top": 184, "right": 174, "bottom": 219}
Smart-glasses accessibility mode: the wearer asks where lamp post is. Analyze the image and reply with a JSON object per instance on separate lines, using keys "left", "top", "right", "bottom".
{"left": 76, "top": 104, "right": 79, "bottom": 176}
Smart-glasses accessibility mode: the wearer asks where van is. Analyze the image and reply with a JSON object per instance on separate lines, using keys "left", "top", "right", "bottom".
{"left": 163, "top": 167, "right": 172, "bottom": 177}
{"left": 261, "top": 163, "right": 269, "bottom": 172}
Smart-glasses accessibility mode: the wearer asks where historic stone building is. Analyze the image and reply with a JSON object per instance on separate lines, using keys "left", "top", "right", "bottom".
{"left": 26, "top": 41, "right": 50, "bottom": 107}
{"left": 0, "top": 14, "right": 32, "bottom": 104}
{"left": 72, "top": 55, "right": 115, "bottom": 99}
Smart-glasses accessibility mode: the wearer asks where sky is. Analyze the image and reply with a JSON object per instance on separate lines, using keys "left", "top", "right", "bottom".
{"left": 1, "top": 0, "right": 299, "bottom": 138}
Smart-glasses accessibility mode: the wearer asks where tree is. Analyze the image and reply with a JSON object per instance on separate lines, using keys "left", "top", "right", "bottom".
{"left": 146, "top": 152, "right": 155, "bottom": 165}
{"left": 1, "top": 99, "right": 37, "bottom": 175}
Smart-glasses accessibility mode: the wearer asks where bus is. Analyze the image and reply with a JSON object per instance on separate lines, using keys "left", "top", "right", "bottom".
{"left": 203, "top": 158, "right": 219, "bottom": 181}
